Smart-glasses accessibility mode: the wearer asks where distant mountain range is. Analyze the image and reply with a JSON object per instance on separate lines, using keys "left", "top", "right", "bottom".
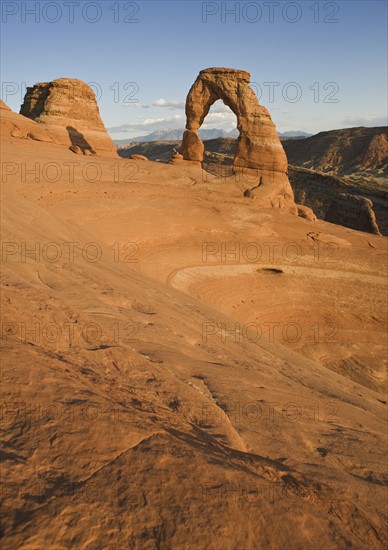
{"left": 278, "top": 130, "right": 313, "bottom": 138}
{"left": 113, "top": 128, "right": 312, "bottom": 146}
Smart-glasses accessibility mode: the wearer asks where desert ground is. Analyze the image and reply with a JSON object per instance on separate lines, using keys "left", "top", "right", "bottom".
{"left": 1, "top": 83, "right": 387, "bottom": 549}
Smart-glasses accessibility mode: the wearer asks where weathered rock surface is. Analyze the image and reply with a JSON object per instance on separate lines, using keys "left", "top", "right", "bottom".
{"left": 182, "top": 68, "right": 288, "bottom": 172}
{"left": 326, "top": 193, "right": 381, "bottom": 235}
{"left": 181, "top": 129, "right": 205, "bottom": 164}
{"left": 182, "top": 68, "right": 295, "bottom": 209}
{"left": 20, "top": 78, "right": 117, "bottom": 157}
{"left": 297, "top": 204, "right": 317, "bottom": 222}
{"left": 0, "top": 99, "right": 53, "bottom": 142}
{"left": 129, "top": 154, "right": 148, "bottom": 161}
{"left": 0, "top": 99, "right": 11, "bottom": 111}
{"left": 169, "top": 148, "right": 184, "bottom": 165}
{"left": 1, "top": 123, "right": 387, "bottom": 549}
{"left": 69, "top": 144, "right": 84, "bottom": 155}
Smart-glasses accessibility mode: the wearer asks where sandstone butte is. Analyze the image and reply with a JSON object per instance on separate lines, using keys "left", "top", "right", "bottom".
{"left": 20, "top": 78, "right": 117, "bottom": 157}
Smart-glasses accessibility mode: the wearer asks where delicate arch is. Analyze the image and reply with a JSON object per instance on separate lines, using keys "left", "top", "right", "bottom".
{"left": 181, "top": 67, "right": 288, "bottom": 176}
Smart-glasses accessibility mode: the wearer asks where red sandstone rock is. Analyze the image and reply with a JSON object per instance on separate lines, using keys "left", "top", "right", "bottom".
{"left": 182, "top": 68, "right": 294, "bottom": 208}
{"left": 20, "top": 78, "right": 117, "bottom": 157}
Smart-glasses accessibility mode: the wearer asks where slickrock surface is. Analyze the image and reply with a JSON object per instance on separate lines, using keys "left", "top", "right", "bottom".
{"left": 0, "top": 99, "right": 11, "bottom": 111}
{"left": 1, "top": 89, "right": 387, "bottom": 549}
{"left": 129, "top": 154, "right": 149, "bottom": 161}
{"left": 1, "top": 99, "right": 53, "bottom": 143}
{"left": 20, "top": 78, "right": 117, "bottom": 157}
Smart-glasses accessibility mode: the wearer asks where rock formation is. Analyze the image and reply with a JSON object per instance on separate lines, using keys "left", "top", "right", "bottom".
{"left": 182, "top": 68, "right": 287, "bottom": 173}
{"left": 169, "top": 148, "right": 184, "bottom": 165}
{"left": 297, "top": 204, "right": 317, "bottom": 222}
{"left": 326, "top": 193, "right": 381, "bottom": 235}
{"left": 69, "top": 144, "right": 84, "bottom": 155}
{"left": 181, "top": 68, "right": 295, "bottom": 209}
{"left": 129, "top": 154, "right": 148, "bottom": 161}
{"left": 0, "top": 99, "right": 53, "bottom": 143}
{"left": 283, "top": 126, "right": 388, "bottom": 176}
{"left": 289, "top": 166, "right": 387, "bottom": 235}
{"left": 0, "top": 99, "right": 11, "bottom": 111}
{"left": 20, "top": 78, "right": 117, "bottom": 157}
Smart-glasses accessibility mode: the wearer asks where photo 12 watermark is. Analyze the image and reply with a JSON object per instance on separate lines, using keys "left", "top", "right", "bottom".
{"left": 201, "top": 319, "right": 340, "bottom": 346}
{"left": 250, "top": 81, "right": 340, "bottom": 104}
{"left": 201, "top": 2, "right": 340, "bottom": 24}
{"left": 1, "top": 80, "right": 140, "bottom": 105}
{"left": 202, "top": 240, "right": 340, "bottom": 264}
{"left": 1, "top": 241, "right": 140, "bottom": 264}
{"left": 1, "top": 160, "right": 140, "bottom": 184}
{"left": 201, "top": 479, "right": 341, "bottom": 505}
{"left": 1, "top": 319, "right": 140, "bottom": 346}
{"left": 200, "top": 397, "right": 340, "bottom": 425}
{"left": 1, "top": 1, "right": 140, "bottom": 24}
{"left": 0, "top": 400, "right": 141, "bottom": 425}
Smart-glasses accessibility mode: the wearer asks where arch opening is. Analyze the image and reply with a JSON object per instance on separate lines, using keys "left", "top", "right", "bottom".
{"left": 200, "top": 100, "right": 238, "bottom": 178}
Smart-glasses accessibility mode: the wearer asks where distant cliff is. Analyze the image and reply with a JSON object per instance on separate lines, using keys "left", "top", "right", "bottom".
{"left": 282, "top": 126, "right": 387, "bottom": 177}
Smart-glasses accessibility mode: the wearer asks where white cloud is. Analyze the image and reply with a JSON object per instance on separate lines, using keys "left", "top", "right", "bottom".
{"left": 108, "top": 114, "right": 185, "bottom": 134}
{"left": 107, "top": 124, "right": 135, "bottom": 133}
{"left": 141, "top": 117, "right": 169, "bottom": 126}
{"left": 343, "top": 115, "right": 387, "bottom": 127}
{"left": 205, "top": 111, "right": 235, "bottom": 121}
{"left": 120, "top": 102, "right": 150, "bottom": 109}
{"left": 207, "top": 101, "right": 236, "bottom": 114}
{"left": 201, "top": 106, "right": 237, "bottom": 130}
{"left": 153, "top": 98, "right": 185, "bottom": 110}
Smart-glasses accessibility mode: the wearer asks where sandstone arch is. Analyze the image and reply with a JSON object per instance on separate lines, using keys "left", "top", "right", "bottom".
{"left": 181, "top": 67, "right": 287, "bottom": 175}
{"left": 181, "top": 67, "right": 295, "bottom": 209}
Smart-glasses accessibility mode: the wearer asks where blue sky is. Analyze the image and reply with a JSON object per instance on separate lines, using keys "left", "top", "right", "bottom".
{"left": 1, "top": 1, "right": 387, "bottom": 137}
